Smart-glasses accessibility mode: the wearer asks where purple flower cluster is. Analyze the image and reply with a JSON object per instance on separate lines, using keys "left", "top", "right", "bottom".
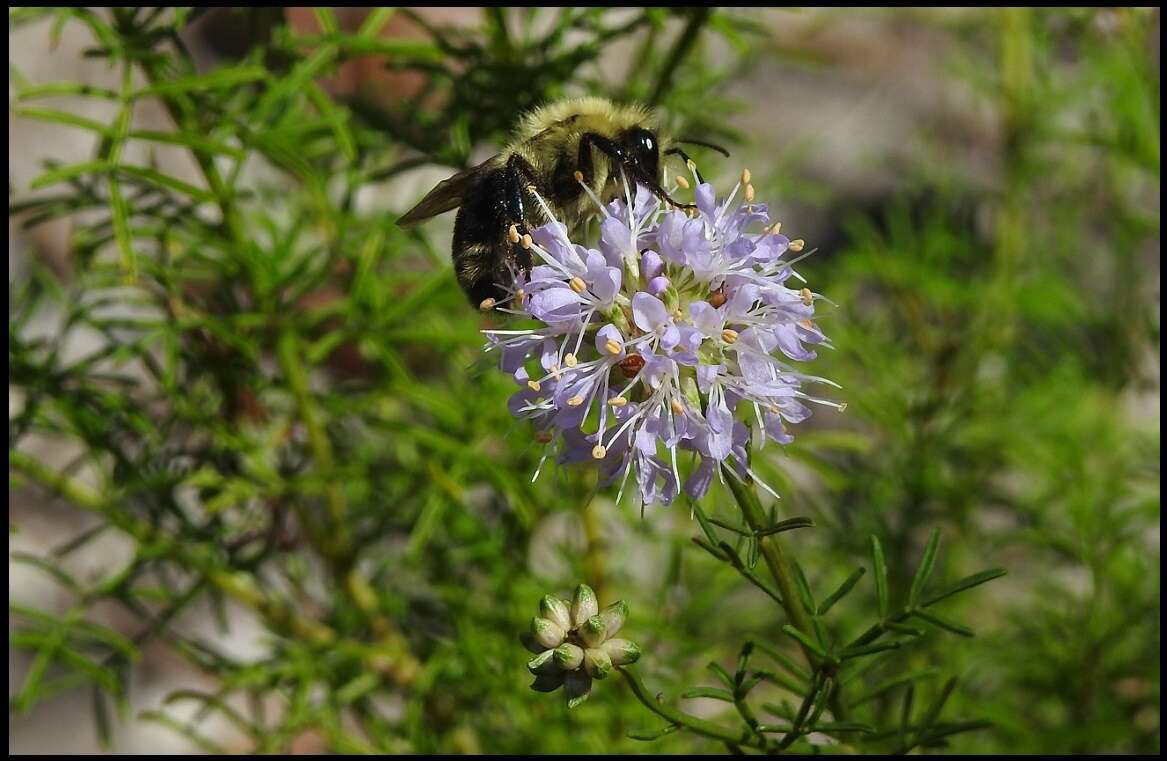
{"left": 485, "top": 172, "right": 838, "bottom": 507}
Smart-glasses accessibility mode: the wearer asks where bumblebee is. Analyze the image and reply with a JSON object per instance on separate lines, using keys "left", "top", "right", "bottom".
{"left": 397, "top": 96, "right": 725, "bottom": 307}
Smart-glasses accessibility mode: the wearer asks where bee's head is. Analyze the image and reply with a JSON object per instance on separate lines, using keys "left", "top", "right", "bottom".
{"left": 618, "top": 127, "right": 661, "bottom": 184}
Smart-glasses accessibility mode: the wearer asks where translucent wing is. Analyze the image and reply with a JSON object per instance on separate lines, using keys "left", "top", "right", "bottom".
{"left": 396, "top": 155, "right": 497, "bottom": 228}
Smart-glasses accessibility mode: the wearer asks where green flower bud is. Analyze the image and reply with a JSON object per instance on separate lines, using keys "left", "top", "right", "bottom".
{"left": 596, "top": 600, "right": 628, "bottom": 639}
{"left": 564, "top": 669, "right": 592, "bottom": 709}
{"left": 583, "top": 647, "right": 613, "bottom": 679}
{"left": 579, "top": 614, "right": 607, "bottom": 648}
{"left": 601, "top": 638, "right": 641, "bottom": 666}
{"left": 527, "top": 649, "right": 557, "bottom": 675}
{"left": 530, "top": 617, "right": 566, "bottom": 650}
{"left": 554, "top": 642, "right": 585, "bottom": 671}
{"left": 571, "top": 583, "right": 599, "bottom": 628}
{"left": 539, "top": 595, "right": 573, "bottom": 632}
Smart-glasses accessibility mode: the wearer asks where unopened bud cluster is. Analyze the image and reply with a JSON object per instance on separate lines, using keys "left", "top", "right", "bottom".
{"left": 521, "top": 583, "right": 641, "bottom": 708}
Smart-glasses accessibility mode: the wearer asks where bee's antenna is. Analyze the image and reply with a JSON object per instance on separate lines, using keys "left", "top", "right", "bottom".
{"left": 677, "top": 138, "right": 730, "bottom": 157}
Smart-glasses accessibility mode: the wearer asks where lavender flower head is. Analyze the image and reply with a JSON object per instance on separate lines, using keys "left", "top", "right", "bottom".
{"left": 484, "top": 168, "right": 840, "bottom": 507}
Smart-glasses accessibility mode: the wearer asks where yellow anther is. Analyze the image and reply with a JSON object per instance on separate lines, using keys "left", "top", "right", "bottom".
{"left": 800, "top": 287, "right": 813, "bottom": 306}
{"left": 535, "top": 431, "right": 553, "bottom": 444}
{"left": 508, "top": 224, "right": 520, "bottom": 243}
{"left": 526, "top": 184, "right": 537, "bottom": 194}
{"left": 567, "top": 395, "right": 585, "bottom": 407}
{"left": 527, "top": 380, "right": 542, "bottom": 392}
{"left": 741, "top": 168, "right": 751, "bottom": 185}
{"left": 687, "top": 207, "right": 700, "bottom": 219}
{"left": 573, "top": 170, "right": 585, "bottom": 183}
{"left": 670, "top": 398, "right": 685, "bottom": 415}
{"left": 608, "top": 396, "right": 628, "bottom": 408}
{"left": 591, "top": 444, "right": 607, "bottom": 459}
{"left": 521, "top": 234, "right": 533, "bottom": 249}
{"left": 549, "top": 365, "right": 561, "bottom": 379}
{"left": 478, "top": 297, "right": 497, "bottom": 311}
{"left": 675, "top": 175, "right": 690, "bottom": 189}
{"left": 769, "top": 221, "right": 782, "bottom": 235}
{"left": 799, "top": 319, "right": 814, "bottom": 330}
{"left": 744, "top": 184, "right": 755, "bottom": 203}
{"left": 564, "top": 353, "right": 578, "bottom": 368}
{"left": 604, "top": 339, "right": 622, "bottom": 356}
{"left": 515, "top": 288, "right": 525, "bottom": 301}
{"left": 789, "top": 239, "right": 805, "bottom": 252}
{"left": 838, "top": 402, "right": 849, "bottom": 413}
{"left": 569, "top": 277, "right": 587, "bottom": 294}
{"left": 686, "top": 159, "right": 697, "bottom": 173}
{"left": 721, "top": 328, "right": 739, "bottom": 344}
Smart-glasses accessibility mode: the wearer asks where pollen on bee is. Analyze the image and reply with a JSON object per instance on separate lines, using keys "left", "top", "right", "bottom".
{"left": 567, "top": 395, "right": 584, "bottom": 407}
{"left": 670, "top": 398, "right": 685, "bottom": 415}
{"left": 478, "top": 297, "right": 497, "bottom": 311}
{"left": 721, "top": 328, "right": 739, "bottom": 344}
{"left": 741, "top": 168, "right": 751, "bottom": 185}
{"left": 608, "top": 396, "right": 627, "bottom": 407}
{"left": 527, "top": 379, "right": 542, "bottom": 392}
{"left": 535, "top": 431, "right": 553, "bottom": 444}
{"left": 521, "top": 234, "right": 533, "bottom": 249}
{"left": 591, "top": 444, "right": 607, "bottom": 459}
{"left": 675, "top": 175, "right": 690, "bottom": 189}
{"left": 573, "top": 170, "right": 584, "bottom": 183}
{"left": 800, "top": 287, "right": 813, "bottom": 306}
{"left": 604, "top": 339, "right": 622, "bottom": 356}
{"left": 564, "top": 353, "right": 578, "bottom": 368}
{"left": 569, "top": 277, "right": 587, "bottom": 294}
{"left": 508, "top": 224, "right": 520, "bottom": 243}
{"left": 789, "top": 239, "right": 805, "bottom": 252}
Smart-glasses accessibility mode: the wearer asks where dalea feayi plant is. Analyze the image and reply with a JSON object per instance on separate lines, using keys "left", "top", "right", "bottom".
{"left": 14, "top": 7, "right": 1144, "bottom": 757}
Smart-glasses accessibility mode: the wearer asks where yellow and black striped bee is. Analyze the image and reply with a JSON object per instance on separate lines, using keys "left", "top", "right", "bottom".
{"left": 397, "top": 96, "right": 726, "bottom": 307}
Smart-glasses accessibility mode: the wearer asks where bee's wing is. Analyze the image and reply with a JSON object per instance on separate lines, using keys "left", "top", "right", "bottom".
{"left": 396, "top": 155, "right": 497, "bottom": 228}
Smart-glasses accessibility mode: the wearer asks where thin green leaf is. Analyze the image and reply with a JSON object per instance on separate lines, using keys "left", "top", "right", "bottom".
{"left": 817, "top": 566, "right": 866, "bottom": 615}
{"left": 781, "top": 624, "right": 827, "bottom": 659}
{"left": 908, "top": 529, "right": 941, "bottom": 608}
{"left": 870, "top": 535, "right": 889, "bottom": 618}
{"left": 755, "top": 517, "right": 815, "bottom": 536}
{"left": 912, "top": 609, "right": 975, "bottom": 637}
{"left": 681, "top": 686, "right": 735, "bottom": 702}
{"left": 921, "top": 568, "right": 1007, "bottom": 608}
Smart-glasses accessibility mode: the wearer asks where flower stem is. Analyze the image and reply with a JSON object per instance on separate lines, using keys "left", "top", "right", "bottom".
{"left": 617, "top": 668, "right": 768, "bottom": 751}
{"left": 724, "top": 472, "right": 849, "bottom": 721}
{"left": 724, "top": 474, "right": 817, "bottom": 655}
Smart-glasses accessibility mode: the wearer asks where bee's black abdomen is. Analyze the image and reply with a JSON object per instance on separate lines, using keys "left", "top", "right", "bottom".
{"left": 452, "top": 168, "right": 517, "bottom": 305}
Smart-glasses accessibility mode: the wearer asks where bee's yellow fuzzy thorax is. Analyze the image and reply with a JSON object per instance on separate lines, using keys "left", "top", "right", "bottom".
{"left": 515, "top": 96, "right": 655, "bottom": 141}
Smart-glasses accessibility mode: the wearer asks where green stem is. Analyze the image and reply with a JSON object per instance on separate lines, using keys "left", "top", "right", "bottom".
{"left": 649, "top": 8, "right": 711, "bottom": 105}
{"left": 724, "top": 475, "right": 817, "bottom": 656}
{"left": 617, "top": 668, "right": 769, "bottom": 751}
{"left": 725, "top": 473, "right": 849, "bottom": 722}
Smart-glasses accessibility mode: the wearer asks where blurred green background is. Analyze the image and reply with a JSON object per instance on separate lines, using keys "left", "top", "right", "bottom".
{"left": 8, "top": 7, "right": 1159, "bottom": 754}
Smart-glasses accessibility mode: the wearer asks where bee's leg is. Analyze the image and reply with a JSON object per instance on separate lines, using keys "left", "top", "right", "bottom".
{"left": 665, "top": 147, "right": 705, "bottom": 185}
{"left": 502, "top": 154, "right": 549, "bottom": 273}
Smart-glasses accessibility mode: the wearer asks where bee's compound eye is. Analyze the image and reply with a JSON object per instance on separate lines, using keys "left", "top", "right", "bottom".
{"left": 624, "top": 128, "right": 660, "bottom": 178}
